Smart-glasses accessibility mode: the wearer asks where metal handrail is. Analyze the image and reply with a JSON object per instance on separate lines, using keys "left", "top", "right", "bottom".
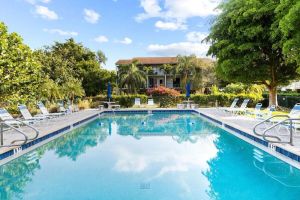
{"left": 0, "top": 119, "right": 40, "bottom": 147}
{"left": 253, "top": 115, "right": 289, "bottom": 137}
{"left": 5, "top": 119, "right": 40, "bottom": 141}
{"left": 0, "top": 122, "right": 28, "bottom": 147}
{"left": 262, "top": 118, "right": 300, "bottom": 145}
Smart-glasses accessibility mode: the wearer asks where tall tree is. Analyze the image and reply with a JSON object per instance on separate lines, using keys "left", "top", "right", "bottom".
{"left": 206, "top": 0, "right": 298, "bottom": 106}
{"left": 0, "top": 22, "right": 41, "bottom": 107}
{"left": 276, "top": 0, "right": 300, "bottom": 68}
{"left": 96, "top": 50, "right": 107, "bottom": 65}
{"left": 118, "top": 60, "right": 146, "bottom": 94}
{"left": 35, "top": 39, "right": 114, "bottom": 96}
{"left": 176, "top": 55, "right": 197, "bottom": 90}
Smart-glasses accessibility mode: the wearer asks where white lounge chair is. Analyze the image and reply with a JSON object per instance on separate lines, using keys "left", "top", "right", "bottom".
{"left": 37, "top": 102, "right": 65, "bottom": 117}
{"left": 246, "top": 103, "right": 263, "bottom": 118}
{"left": 288, "top": 103, "right": 300, "bottom": 118}
{"left": 58, "top": 102, "right": 67, "bottom": 113}
{"left": 224, "top": 98, "right": 239, "bottom": 113}
{"left": 266, "top": 104, "right": 300, "bottom": 133}
{"left": 232, "top": 99, "right": 250, "bottom": 114}
{"left": 148, "top": 99, "right": 154, "bottom": 106}
{"left": 134, "top": 98, "right": 141, "bottom": 106}
{"left": 177, "top": 104, "right": 184, "bottom": 109}
{"left": 18, "top": 104, "right": 47, "bottom": 122}
{"left": 0, "top": 108, "right": 32, "bottom": 126}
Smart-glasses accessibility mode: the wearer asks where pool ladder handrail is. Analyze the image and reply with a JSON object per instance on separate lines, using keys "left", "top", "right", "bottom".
{"left": 0, "top": 119, "right": 40, "bottom": 147}
{"left": 253, "top": 115, "right": 298, "bottom": 145}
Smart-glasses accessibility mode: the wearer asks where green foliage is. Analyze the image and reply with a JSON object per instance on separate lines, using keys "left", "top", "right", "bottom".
{"left": 147, "top": 86, "right": 180, "bottom": 97}
{"left": 38, "top": 77, "right": 62, "bottom": 101}
{"left": 87, "top": 94, "right": 148, "bottom": 108}
{"left": 211, "top": 85, "right": 219, "bottom": 95}
{"left": 147, "top": 86, "right": 181, "bottom": 107}
{"left": 118, "top": 60, "right": 146, "bottom": 94}
{"left": 0, "top": 22, "right": 42, "bottom": 109}
{"left": 223, "top": 83, "right": 246, "bottom": 94}
{"left": 223, "top": 83, "right": 265, "bottom": 96}
{"left": 190, "top": 93, "right": 262, "bottom": 107}
{"left": 96, "top": 50, "right": 107, "bottom": 65}
{"left": 276, "top": 0, "right": 300, "bottom": 67}
{"left": 176, "top": 54, "right": 198, "bottom": 90}
{"left": 206, "top": 0, "right": 299, "bottom": 106}
{"left": 61, "top": 77, "right": 85, "bottom": 103}
{"left": 35, "top": 38, "right": 115, "bottom": 97}
{"left": 176, "top": 55, "right": 216, "bottom": 91}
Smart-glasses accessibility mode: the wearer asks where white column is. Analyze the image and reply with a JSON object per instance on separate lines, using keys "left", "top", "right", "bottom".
{"left": 165, "top": 75, "right": 167, "bottom": 87}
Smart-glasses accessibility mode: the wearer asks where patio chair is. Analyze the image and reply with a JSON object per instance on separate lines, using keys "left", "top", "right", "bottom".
{"left": 0, "top": 108, "right": 32, "bottom": 126}
{"left": 266, "top": 104, "right": 300, "bottom": 134}
{"left": 232, "top": 99, "right": 250, "bottom": 115}
{"left": 37, "top": 102, "right": 65, "bottom": 117}
{"left": 148, "top": 99, "right": 154, "bottom": 106}
{"left": 224, "top": 98, "right": 239, "bottom": 113}
{"left": 134, "top": 98, "right": 141, "bottom": 106}
{"left": 288, "top": 103, "right": 300, "bottom": 118}
{"left": 58, "top": 102, "right": 67, "bottom": 113}
{"left": 246, "top": 103, "right": 263, "bottom": 118}
{"left": 18, "top": 104, "right": 47, "bottom": 122}
{"left": 177, "top": 104, "right": 184, "bottom": 109}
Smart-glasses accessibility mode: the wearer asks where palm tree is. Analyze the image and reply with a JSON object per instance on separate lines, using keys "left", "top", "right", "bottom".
{"left": 160, "top": 64, "right": 175, "bottom": 87}
{"left": 118, "top": 60, "right": 146, "bottom": 94}
{"left": 176, "top": 55, "right": 197, "bottom": 90}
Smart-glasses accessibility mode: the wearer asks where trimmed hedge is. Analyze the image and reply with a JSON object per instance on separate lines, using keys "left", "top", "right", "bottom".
{"left": 189, "top": 93, "right": 262, "bottom": 107}
{"left": 87, "top": 93, "right": 262, "bottom": 108}
{"left": 87, "top": 94, "right": 148, "bottom": 108}
{"left": 262, "top": 94, "right": 300, "bottom": 108}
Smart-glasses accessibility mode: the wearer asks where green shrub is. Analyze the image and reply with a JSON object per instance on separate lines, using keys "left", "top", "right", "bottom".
{"left": 147, "top": 86, "right": 181, "bottom": 107}
{"left": 87, "top": 94, "right": 148, "bottom": 108}
{"left": 190, "top": 93, "right": 262, "bottom": 107}
{"left": 86, "top": 91, "right": 263, "bottom": 108}
{"left": 113, "top": 94, "right": 148, "bottom": 107}
{"left": 153, "top": 96, "right": 183, "bottom": 107}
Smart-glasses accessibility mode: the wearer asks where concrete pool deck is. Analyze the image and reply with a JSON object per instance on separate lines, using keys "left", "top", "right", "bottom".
{"left": 196, "top": 108, "right": 300, "bottom": 167}
{"left": 0, "top": 109, "right": 101, "bottom": 161}
{"left": 1, "top": 107, "right": 300, "bottom": 168}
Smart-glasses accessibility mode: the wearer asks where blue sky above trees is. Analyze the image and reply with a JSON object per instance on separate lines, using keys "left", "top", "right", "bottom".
{"left": 0, "top": 0, "right": 220, "bottom": 70}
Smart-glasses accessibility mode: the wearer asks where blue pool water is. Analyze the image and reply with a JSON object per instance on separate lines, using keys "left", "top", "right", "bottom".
{"left": 1, "top": 112, "right": 300, "bottom": 199}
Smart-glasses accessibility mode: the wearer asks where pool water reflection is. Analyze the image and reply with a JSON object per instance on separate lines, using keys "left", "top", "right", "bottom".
{"left": 1, "top": 112, "right": 300, "bottom": 200}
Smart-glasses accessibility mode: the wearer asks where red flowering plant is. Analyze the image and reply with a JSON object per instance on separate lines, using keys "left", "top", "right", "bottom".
{"left": 147, "top": 86, "right": 180, "bottom": 97}
{"left": 147, "top": 86, "right": 181, "bottom": 107}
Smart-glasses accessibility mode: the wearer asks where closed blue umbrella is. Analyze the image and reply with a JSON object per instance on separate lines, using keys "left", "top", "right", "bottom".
{"left": 107, "top": 82, "right": 112, "bottom": 102}
{"left": 185, "top": 82, "right": 191, "bottom": 99}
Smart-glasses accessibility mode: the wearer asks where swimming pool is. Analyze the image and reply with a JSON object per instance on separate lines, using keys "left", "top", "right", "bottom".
{"left": 1, "top": 111, "right": 300, "bottom": 199}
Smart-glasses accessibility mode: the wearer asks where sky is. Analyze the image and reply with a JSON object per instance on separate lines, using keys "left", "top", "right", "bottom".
{"left": 0, "top": 0, "right": 221, "bottom": 70}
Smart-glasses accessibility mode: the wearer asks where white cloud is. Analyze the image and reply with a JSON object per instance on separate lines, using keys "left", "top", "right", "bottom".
{"left": 84, "top": 9, "right": 100, "bottom": 24}
{"left": 148, "top": 42, "right": 210, "bottom": 57}
{"left": 25, "top": 0, "right": 51, "bottom": 4}
{"left": 155, "top": 20, "right": 186, "bottom": 31}
{"left": 136, "top": 0, "right": 162, "bottom": 22}
{"left": 186, "top": 31, "right": 208, "bottom": 42}
{"left": 113, "top": 134, "right": 219, "bottom": 178}
{"left": 35, "top": 5, "right": 58, "bottom": 20}
{"left": 147, "top": 31, "right": 210, "bottom": 57}
{"left": 43, "top": 28, "right": 78, "bottom": 36}
{"left": 95, "top": 35, "right": 109, "bottom": 43}
{"left": 115, "top": 37, "right": 132, "bottom": 45}
{"left": 136, "top": 0, "right": 221, "bottom": 30}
